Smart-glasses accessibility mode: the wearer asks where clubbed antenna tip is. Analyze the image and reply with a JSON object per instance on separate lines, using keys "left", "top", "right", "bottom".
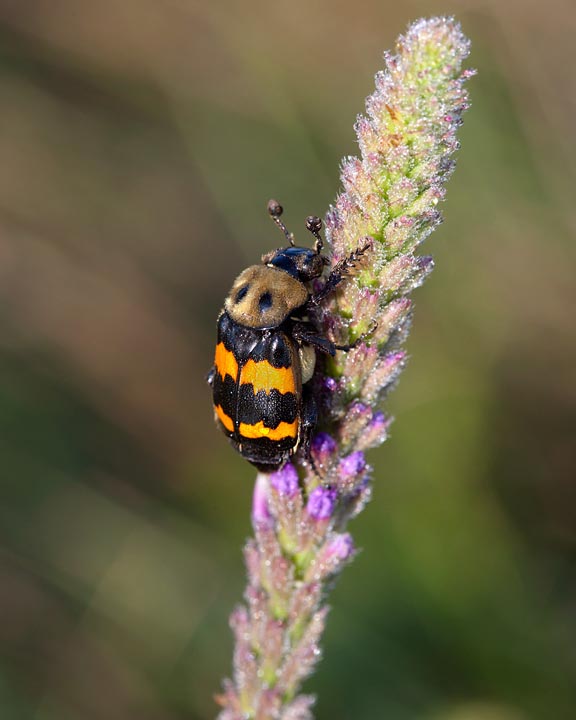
{"left": 267, "top": 198, "right": 294, "bottom": 246}
{"left": 267, "top": 198, "right": 283, "bottom": 217}
{"left": 306, "top": 215, "right": 324, "bottom": 253}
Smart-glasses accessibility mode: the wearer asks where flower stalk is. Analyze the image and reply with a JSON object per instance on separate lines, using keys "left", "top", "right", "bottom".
{"left": 216, "top": 16, "right": 474, "bottom": 720}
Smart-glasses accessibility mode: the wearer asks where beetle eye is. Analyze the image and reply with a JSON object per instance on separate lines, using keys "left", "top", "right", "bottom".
{"left": 235, "top": 285, "right": 249, "bottom": 303}
{"left": 258, "top": 291, "right": 273, "bottom": 312}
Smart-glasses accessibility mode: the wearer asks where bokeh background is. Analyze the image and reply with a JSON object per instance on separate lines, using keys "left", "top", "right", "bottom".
{"left": 0, "top": 1, "right": 575, "bottom": 718}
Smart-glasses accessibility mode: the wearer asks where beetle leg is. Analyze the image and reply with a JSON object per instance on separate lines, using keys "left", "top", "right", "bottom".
{"left": 292, "top": 322, "right": 336, "bottom": 356}
{"left": 308, "top": 238, "right": 372, "bottom": 306}
{"left": 206, "top": 366, "right": 215, "bottom": 386}
{"left": 299, "top": 387, "right": 317, "bottom": 466}
{"left": 293, "top": 321, "right": 371, "bottom": 354}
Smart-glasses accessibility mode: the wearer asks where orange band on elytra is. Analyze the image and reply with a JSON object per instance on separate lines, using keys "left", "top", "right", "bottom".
{"left": 240, "top": 359, "right": 295, "bottom": 394}
{"left": 215, "top": 342, "right": 238, "bottom": 382}
{"left": 239, "top": 419, "right": 298, "bottom": 441}
{"left": 215, "top": 404, "right": 234, "bottom": 432}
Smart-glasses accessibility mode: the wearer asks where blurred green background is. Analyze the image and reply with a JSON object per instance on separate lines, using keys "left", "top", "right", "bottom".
{"left": 0, "top": 1, "right": 574, "bottom": 719}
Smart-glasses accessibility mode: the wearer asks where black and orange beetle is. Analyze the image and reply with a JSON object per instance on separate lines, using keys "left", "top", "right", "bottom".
{"left": 208, "top": 200, "right": 368, "bottom": 472}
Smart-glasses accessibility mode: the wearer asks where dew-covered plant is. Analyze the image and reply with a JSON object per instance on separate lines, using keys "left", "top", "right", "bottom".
{"left": 216, "top": 17, "right": 474, "bottom": 720}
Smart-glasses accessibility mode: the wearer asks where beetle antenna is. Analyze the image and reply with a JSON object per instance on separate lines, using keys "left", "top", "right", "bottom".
{"left": 306, "top": 215, "right": 324, "bottom": 254}
{"left": 267, "top": 199, "right": 295, "bottom": 246}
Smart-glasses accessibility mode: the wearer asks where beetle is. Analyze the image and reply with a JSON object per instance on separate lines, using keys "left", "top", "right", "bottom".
{"left": 208, "top": 199, "right": 369, "bottom": 472}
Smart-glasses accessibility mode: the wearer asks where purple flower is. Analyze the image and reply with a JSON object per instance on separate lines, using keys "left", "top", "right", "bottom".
{"left": 251, "top": 473, "right": 272, "bottom": 527}
{"left": 325, "top": 533, "right": 355, "bottom": 562}
{"left": 312, "top": 432, "right": 337, "bottom": 456}
{"left": 384, "top": 351, "right": 406, "bottom": 368}
{"left": 306, "top": 487, "right": 337, "bottom": 521}
{"left": 321, "top": 376, "right": 337, "bottom": 393}
{"left": 345, "top": 401, "right": 372, "bottom": 431}
{"left": 269, "top": 463, "right": 299, "bottom": 497}
{"left": 311, "top": 433, "right": 337, "bottom": 468}
{"left": 371, "top": 411, "right": 387, "bottom": 431}
{"left": 305, "top": 533, "right": 356, "bottom": 583}
{"left": 354, "top": 410, "right": 392, "bottom": 451}
{"left": 338, "top": 451, "right": 367, "bottom": 481}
